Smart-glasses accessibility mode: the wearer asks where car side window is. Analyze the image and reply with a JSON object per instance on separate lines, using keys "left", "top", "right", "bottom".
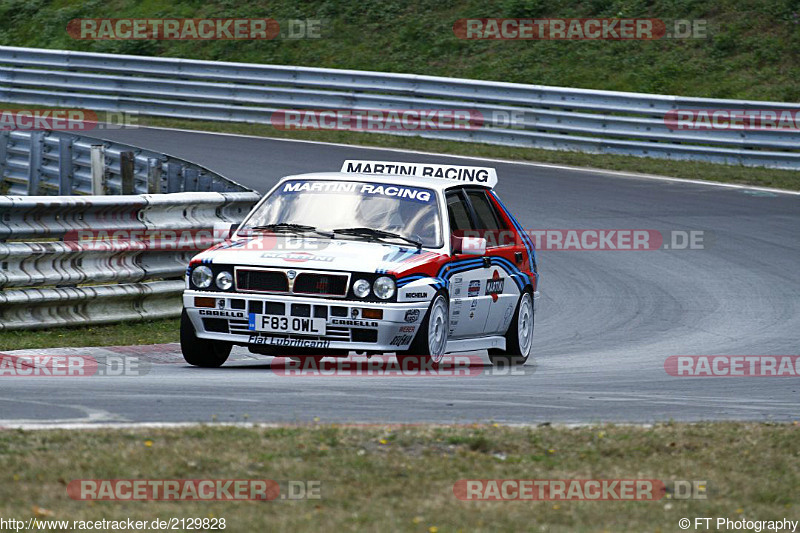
{"left": 446, "top": 191, "right": 473, "bottom": 235}
{"left": 466, "top": 190, "right": 506, "bottom": 231}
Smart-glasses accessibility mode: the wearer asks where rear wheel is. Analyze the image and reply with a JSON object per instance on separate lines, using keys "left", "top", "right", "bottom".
{"left": 180, "top": 310, "right": 232, "bottom": 368}
{"left": 489, "top": 291, "right": 534, "bottom": 367}
{"left": 399, "top": 292, "right": 449, "bottom": 368}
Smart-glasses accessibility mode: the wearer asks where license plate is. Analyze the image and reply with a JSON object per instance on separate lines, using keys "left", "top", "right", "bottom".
{"left": 248, "top": 314, "right": 327, "bottom": 335}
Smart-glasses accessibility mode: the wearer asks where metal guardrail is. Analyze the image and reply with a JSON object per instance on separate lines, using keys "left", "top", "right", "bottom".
{"left": 0, "top": 129, "right": 253, "bottom": 196}
{"left": 0, "top": 191, "right": 260, "bottom": 330}
{"left": 1, "top": 46, "right": 799, "bottom": 169}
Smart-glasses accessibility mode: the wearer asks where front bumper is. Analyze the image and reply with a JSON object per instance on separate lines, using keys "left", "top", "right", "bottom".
{"left": 183, "top": 290, "right": 429, "bottom": 352}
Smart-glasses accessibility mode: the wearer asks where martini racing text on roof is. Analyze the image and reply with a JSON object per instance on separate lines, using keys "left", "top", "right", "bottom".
{"left": 341, "top": 160, "right": 498, "bottom": 188}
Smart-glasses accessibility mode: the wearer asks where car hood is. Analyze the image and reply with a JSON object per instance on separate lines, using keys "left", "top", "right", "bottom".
{"left": 193, "top": 234, "right": 445, "bottom": 275}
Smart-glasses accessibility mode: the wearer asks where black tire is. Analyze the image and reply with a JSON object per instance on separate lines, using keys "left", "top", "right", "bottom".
{"left": 489, "top": 290, "right": 534, "bottom": 367}
{"left": 399, "top": 292, "right": 449, "bottom": 367}
{"left": 180, "top": 309, "right": 232, "bottom": 368}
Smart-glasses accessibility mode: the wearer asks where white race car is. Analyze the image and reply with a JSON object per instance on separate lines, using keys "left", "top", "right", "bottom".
{"left": 181, "top": 160, "right": 539, "bottom": 367}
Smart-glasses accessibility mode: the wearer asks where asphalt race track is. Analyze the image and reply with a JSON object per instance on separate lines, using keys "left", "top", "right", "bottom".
{"left": 2, "top": 128, "right": 798, "bottom": 426}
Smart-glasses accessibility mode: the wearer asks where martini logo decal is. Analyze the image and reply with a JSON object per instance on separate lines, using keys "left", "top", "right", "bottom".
{"left": 260, "top": 251, "right": 335, "bottom": 263}
{"left": 485, "top": 270, "right": 505, "bottom": 302}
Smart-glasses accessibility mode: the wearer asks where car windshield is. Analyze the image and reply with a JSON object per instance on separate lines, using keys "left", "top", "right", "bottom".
{"left": 241, "top": 179, "right": 443, "bottom": 248}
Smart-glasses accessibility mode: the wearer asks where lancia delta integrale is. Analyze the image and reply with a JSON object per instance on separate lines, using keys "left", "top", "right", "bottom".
{"left": 181, "top": 160, "right": 539, "bottom": 368}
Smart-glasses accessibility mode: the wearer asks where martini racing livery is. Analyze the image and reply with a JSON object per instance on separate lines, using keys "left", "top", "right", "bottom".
{"left": 181, "top": 160, "right": 539, "bottom": 368}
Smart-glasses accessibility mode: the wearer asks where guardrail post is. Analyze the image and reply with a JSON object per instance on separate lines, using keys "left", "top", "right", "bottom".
{"left": 183, "top": 168, "right": 199, "bottom": 192}
{"left": 58, "top": 137, "right": 74, "bottom": 195}
{"left": 198, "top": 171, "right": 212, "bottom": 192}
{"left": 0, "top": 132, "right": 8, "bottom": 192}
{"left": 90, "top": 144, "right": 105, "bottom": 195}
{"left": 146, "top": 158, "right": 162, "bottom": 193}
{"left": 120, "top": 151, "right": 135, "bottom": 195}
{"left": 27, "top": 131, "right": 44, "bottom": 195}
{"left": 166, "top": 162, "right": 182, "bottom": 193}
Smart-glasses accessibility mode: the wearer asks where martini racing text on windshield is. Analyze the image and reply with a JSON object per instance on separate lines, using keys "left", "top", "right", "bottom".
{"left": 241, "top": 179, "right": 443, "bottom": 248}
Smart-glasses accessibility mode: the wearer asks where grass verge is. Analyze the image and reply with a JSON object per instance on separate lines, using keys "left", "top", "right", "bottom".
{"left": 0, "top": 319, "right": 179, "bottom": 351}
{"left": 0, "top": 422, "right": 797, "bottom": 531}
{"left": 140, "top": 115, "right": 800, "bottom": 191}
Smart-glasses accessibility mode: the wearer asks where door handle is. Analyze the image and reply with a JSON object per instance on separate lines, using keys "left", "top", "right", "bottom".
{"left": 515, "top": 251, "right": 524, "bottom": 264}
{"left": 482, "top": 257, "right": 491, "bottom": 268}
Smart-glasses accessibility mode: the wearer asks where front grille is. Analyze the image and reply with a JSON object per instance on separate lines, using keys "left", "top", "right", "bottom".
{"left": 291, "top": 304, "right": 311, "bottom": 317}
{"left": 293, "top": 273, "right": 348, "bottom": 297}
{"left": 234, "top": 268, "right": 349, "bottom": 298}
{"left": 236, "top": 269, "right": 289, "bottom": 293}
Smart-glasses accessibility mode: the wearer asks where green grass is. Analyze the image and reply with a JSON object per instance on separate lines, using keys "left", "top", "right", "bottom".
{"left": 1, "top": 0, "right": 800, "bottom": 101}
{"left": 0, "top": 422, "right": 797, "bottom": 531}
{"left": 0, "top": 318, "right": 178, "bottom": 351}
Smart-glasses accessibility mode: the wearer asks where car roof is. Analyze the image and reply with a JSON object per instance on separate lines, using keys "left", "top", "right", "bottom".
{"left": 276, "top": 172, "right": 489, "bottom": 192}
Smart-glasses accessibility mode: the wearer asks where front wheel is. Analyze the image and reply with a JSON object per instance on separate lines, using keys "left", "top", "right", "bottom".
{"left": 489, "top": 291, "right": 534, "bottom": 367}
{"left": 180, "top": 310, "right": 232, "bottom": 368}
{"left": 399, "top": 292, "right": 449, "bottom": 367}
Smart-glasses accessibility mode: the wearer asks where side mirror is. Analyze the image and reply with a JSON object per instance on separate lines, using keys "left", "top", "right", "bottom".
{"left": 452, "top": 235, "right": 486, "bottom": 255}
{"left": 228, "top": 223, "right": 240, "bottom": 238}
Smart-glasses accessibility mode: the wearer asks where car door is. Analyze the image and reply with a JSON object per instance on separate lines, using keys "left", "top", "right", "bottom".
{"left": 445, "top": 189, "right": 492, "bottom": 339}
{"left": 463, "top": 188, "right": 524, "bottom": 336}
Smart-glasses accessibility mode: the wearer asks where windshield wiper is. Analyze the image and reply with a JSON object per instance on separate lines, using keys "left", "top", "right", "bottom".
{"left": 249, "top": 223, "right": 333, "bottom": 238}
{"left": 333, "top": 227, "right": 422, "bottom": 250}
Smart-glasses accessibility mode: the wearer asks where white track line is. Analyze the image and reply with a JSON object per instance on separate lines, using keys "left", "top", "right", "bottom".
{"left": 0, "top": 421, "right": 660, "bottom": 431}
{"left": 133, "top": 125, "right": 800, "bottom": 196}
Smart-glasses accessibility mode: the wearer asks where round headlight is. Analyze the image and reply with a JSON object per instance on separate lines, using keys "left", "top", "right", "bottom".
{"left": 373, "top": 276, "right": 396, "bottom": 300}
{"left": 215, "top": 270, "right": 233, "bottom": 291}
{"left": 191, "top": 265, "right": 213, "bottom": 288}
{"left": 353, "top": 279, "right": 371, "bottom": 298}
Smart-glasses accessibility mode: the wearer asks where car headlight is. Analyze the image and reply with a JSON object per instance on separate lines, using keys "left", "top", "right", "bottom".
{"left": 215, "top": 270, "right": 233, "bottom": 291}
{"left": 373, "top": 276, "right": 396, "bottom": 300}
{"left": 353, "top": 279, "right": 371, "bottom": 298}
{"left": 191, "top": 265, "right": 213, "bottom": 289}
